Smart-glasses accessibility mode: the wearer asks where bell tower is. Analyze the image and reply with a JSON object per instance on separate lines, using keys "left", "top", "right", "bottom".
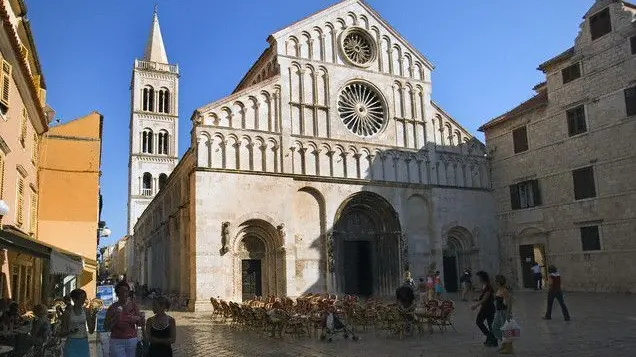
{"left": 127, "top": 8, "right": 179, "bottom": 234}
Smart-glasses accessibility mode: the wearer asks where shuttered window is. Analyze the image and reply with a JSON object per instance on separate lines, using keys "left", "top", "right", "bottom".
{"left": 31, "top": 134, "right": 38, "bottom": 163}
{"left": 0, "top": 153, "right": 4, "bottom": 199}
{"left": 625, "top": 86, "right": 636, "bottom": 116}
{"left": 512, "top": 126, "right": 528, "bottom": 153}
{"left": 572, "top": 166, "right": 596, "bottom": 200}
{"left": 29, "top": 191, "right": 37, "bottom": 234}
{"left": 580, "top": 226, "right": 601, "bottom": 251}
{"left": 20, "top": 107, "right": 27, "bottom": 146}
{"left": 0, "top": 60, "right": 10, "bottom": 109}
{"left": 566, "top": 105, "right": 587, "bottom": 136}
{"left": 16, "top": 176, "right": 24, "bottom": 225}
{"left": 561, "top": 63, "right": 581, "bottom": 84}
{"left": 631, "top": 36, "right": 636, "bottom": 55}
{"left": 590, "top": 8, "right": 612, "bottom": 41}
{"left": 510, "top": 179, "right": 542, "bottom": 210}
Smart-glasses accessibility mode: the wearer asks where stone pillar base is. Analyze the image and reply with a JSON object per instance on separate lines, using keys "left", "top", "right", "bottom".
{"left": 192, "top": 299, "right": 214, "bottom": 312}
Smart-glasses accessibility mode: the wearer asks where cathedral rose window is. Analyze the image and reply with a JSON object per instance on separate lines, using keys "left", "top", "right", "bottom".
{"left": 340, "top": 27, "right": 377, "bottom": 67}
{"left": 338, "top": 82, "right": 386, "bottom": 137}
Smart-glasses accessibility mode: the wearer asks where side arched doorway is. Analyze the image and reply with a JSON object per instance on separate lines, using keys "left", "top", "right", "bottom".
{"left": 443, "top": 227, "right": 478, "bottom": 292}
{"left": 233, "top": 219, "right": 286, "bottom": 301}
{"left": 331, "top": 192, "right": 402, "bottom": 297}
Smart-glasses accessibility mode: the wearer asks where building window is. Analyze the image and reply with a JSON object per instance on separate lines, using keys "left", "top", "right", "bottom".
{"left": 157, "top": 131, "right": 169, "bottom": 155}
{"left": 510, "top": 179, "right": 542, "bottom": 210}
{"left": 631, "top": 36, "right": 636, "bottom": 55}
{"left": 20, "top": 107, "right": 27, "bottom": 147}
{"left": 589, "top": 8, "right": 612, "bottom": 41}
{"left": 10, "top": 265, "right": 18, "bottom": 301}
{"left": 566, "top": 105, "right": 587, "bottom": 136}
{"left": 142, "top": 129, "right": 154, "bottom": 154}
{"left": 580, "top": 225, "right": 601, "bottom": 251}
{"left": 0, "top": 60, "right": 11, "bottom": 111}
{"left": 0, "top": 153, "right": 4, "bottom": 199}
{"left": 572, "top": 166, "right": 596, "bottom": 200}
{"left": 512, "top": 126, "right": 528, "bottom": 153}
{"left": 158, "top": 173, "right": 167, "bottom": 191}
{"left": 29, "top": 191, "right": 37, "bottom": 234}
{"left": 31, "top": 133, "right": 38, "bottom": 164}
{"left": 142, "top": 86, "right": 155, "bottom": 112}
{"left": 16, "top": 176, "right": 24, "bottom": 225}
{"left": 158, "top": 88, "right": 170, "bottom": 114}
{"left": 561, "top": 63, "right": 581, "bottom": 84}
{"left": 625, "top": 86, "right": 636, "bottom": 116}
{"left": 142, "top": 172, "right": 152, "bottom": 196}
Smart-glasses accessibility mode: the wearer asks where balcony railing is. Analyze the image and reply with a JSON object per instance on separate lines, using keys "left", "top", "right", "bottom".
{"left": 135, "top": 59, "right": 178, "bottom": 73}
{"left": 141, "top": 188, "right": 153, "bottom": 196}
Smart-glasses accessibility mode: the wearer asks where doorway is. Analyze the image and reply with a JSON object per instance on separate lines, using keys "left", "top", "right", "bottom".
{"left": 343, "top": 241, "right": 372, "bottom": 296}
{"left": 241, "top": 259, "right": 262, "bottom": 301}
{"left": 519, "top": 244, "right": 547, "bottom": 289}
{"left": 442, "top": 255, "right": 458, "bottom": 292}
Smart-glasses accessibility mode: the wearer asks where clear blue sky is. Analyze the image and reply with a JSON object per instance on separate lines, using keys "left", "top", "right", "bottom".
{"left": 26, "top": 0, "right": 594, "bottom": 246}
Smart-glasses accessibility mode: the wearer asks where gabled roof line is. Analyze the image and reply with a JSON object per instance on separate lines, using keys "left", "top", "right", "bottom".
{"left": 232, "top": 47, "right": 274, "bottom": 93}
{"left": 430, "top": 101, "right": 473, "bottom": 137}
{"left": 195, "top": 75, "right": 281, "bottom": 114}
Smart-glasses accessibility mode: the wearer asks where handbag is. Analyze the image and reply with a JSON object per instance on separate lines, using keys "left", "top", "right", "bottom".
{"left": 136, "top": 340, "right": 148, "bottom": 357}
{"left": 501, "top": 318, "right": 521, "bottom": 342}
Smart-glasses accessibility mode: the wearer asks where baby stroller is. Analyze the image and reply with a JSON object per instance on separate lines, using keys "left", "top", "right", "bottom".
{"left": 319, "top": 307, "right": 359, "bottom": 342}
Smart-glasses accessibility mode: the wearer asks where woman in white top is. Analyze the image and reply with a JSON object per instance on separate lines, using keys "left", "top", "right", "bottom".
{"left": 60, "top": 289, "right": 96, "bottom": 357}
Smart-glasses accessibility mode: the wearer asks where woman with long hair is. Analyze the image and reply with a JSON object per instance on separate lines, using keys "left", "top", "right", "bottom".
{"left": 145, "top": 296, "right": 176, "bottom": 357}
{"left": 471, "top": 271, "right": 497, "bottom": 347}
{"left": 60, "top": 289, "right": 96, "bottom": 357}
{"left": 492, "top": 275, "right": 514, "bottom": 354}
{"left": 104, "top": 282, "right": 144, "bottom": 357}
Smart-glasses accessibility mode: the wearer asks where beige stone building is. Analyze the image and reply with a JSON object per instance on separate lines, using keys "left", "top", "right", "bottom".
{"left": 130, "top": 1, "right": 500, "bottom": 310}
{"left": 480, "top": 0, "right": 636, "bottom": 292}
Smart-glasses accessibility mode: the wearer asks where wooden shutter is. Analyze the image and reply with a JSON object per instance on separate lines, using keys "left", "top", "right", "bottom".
{"left": 590, "top": 8, "right": 611, "bottom": 41}
{"left": 512, "top": 126, "right": 528, "bottom": 153}
{"left": 29, "top": 192, "right": 37, "bottom": 234}
{"left": 625, "top": 87, "right": 636, "bottom": 117}
{"left": 0, "top": 154, "right": 4, "bottom": 199}
{"left": 531, "top": 180, "right": 542, "bottom": 206}
{"left": 510, "top": 184, "right": 520, "bottom": 209}
{"left": 1, "top": 60, "right": 11, "bottom": 107}
{"left": 31, "top": 134, "right": 38, "bottom": 163}
{"left": 16, "top": 177, "right": 24, "bottom": 225}
{"left": 573, "top": 166, "right": 596, "bottom": 200}
{"left": 20, "top": 107, "right": 27, "bottom": 145}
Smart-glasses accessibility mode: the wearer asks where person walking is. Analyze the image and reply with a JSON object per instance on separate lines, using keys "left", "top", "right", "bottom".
{"left": 104, "top": 281, "right": 145, "bottom": 357}
{"left": 471, "top": 271, "right": 497, "bottom": 347}
{"left": 460, "top": 268, "right": 473, "bottom": 301}
{"left": 492, "top": 275, "right": 514, "bottom": 354}
{"left": 145, "top": 296, "right": 176, "bottom": 357}
{"left": 543, "top": 265, "right": 571, "bottom": 321}
{"left": 434, "top": 271, "right": 445, "bottom": 299}
{"left": 531, "top": 262, "right": 542, "bottom": 290}
{"left": 60, "top": 289, "right": 97, "bottom": 357}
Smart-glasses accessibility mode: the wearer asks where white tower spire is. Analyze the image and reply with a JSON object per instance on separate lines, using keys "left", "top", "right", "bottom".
{"left": 143, "top": 6, "right": 168, "bottom": 63}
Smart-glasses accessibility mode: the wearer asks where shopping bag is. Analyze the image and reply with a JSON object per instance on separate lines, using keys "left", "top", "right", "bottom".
{"left": 501, "top": 318, "right": 521, "bottom": 341}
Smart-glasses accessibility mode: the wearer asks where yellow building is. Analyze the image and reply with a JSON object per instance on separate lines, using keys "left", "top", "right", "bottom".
{"left": 37, "top": 112, "right": 103, "bottom": 298}
{"left": 0, "top": 0, "right": 51, "bottom": 308}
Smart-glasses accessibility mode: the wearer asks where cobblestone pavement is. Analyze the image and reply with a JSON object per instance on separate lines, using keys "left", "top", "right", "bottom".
{"left": 127, "top": 292, "right": 636, "bottom": 357}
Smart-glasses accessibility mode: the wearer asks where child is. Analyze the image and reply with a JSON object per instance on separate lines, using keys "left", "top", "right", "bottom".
{"left": 434, "top": 271, "right": 445, "bottom": 299}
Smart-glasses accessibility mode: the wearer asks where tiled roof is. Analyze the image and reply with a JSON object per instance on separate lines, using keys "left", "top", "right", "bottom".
{"left": 478, "top": 89, "right": 548, "bottom": 132}
{"left": 537, "top": 47, "right": 574, "bottom": 72}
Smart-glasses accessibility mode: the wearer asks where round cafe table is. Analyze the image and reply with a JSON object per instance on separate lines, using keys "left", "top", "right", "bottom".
{"left": 0, "top": 345, "right": 13, "bottom": 355}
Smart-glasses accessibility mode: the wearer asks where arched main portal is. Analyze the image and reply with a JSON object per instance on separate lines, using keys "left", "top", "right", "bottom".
{"left": 233, "top": 219, "right": 286, "bottom": 301}
{"left": 443, "top": 226, "right": 478, "bottom": 292}
{"left": 331, "top": 192, "right": 402, "bottom": 297}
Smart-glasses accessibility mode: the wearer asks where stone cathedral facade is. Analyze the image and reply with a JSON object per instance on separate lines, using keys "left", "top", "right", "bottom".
{"left": 131, "top": 0, "right": 498, "bottom": 311}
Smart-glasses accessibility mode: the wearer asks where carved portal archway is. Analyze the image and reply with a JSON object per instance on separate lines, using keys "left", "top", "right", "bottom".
{"left": 232, "top": 219, "right": 286, "bottom": 301}
{"left": 443, "top": 226, "right": 478, "bottom": 292}
{"left": 330, "top": 191, "right": 402, "bottom": 297}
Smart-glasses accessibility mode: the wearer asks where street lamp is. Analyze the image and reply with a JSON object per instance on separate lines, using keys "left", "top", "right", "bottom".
{"left": 0, "top": 200, "right": 9, "bottom": 218}
{"left": 101, "top": 227, "right": 111, "bottom": 237}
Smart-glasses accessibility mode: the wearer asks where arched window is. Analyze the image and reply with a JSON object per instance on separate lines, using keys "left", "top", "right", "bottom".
{"left": 142, "top": 86, "right": 155, "bottom": 112}
{"left": 142, "top": 129, "right": 154, "bottom": 154}
{"left": 142, "top": 172, "right": 152, "bottom": 196}
{"left": 157, "top": 131, "right": 169, "bottom": 155}
{"left": 158, "top": 173, "right": 168, "bottom": 191}
{"left": 158, "top": 88, "right": 170, "bottom": 114}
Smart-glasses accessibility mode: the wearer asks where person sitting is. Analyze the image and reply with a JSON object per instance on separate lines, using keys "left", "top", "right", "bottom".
{"left": 30, "top": 304, "right": 52, "bottom": 356}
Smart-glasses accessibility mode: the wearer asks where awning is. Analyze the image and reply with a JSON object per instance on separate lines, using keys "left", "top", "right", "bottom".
{"left": 50, "top": 250, "right": 83, "bottom": 276}
{"left": 0, "top": 226, "right": 85, "bottom": 275}
{"left": 0, "top": 227, "right": 50, "bottom": 259}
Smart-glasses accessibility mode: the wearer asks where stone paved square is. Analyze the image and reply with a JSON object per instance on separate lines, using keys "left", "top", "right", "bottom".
{"left": 153, "top": 292, "right": 636, "bottom": 357}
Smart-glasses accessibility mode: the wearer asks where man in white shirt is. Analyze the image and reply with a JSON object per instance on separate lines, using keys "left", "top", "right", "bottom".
{"left": 531, "top": 262, "right": 542, "bottom": 290}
